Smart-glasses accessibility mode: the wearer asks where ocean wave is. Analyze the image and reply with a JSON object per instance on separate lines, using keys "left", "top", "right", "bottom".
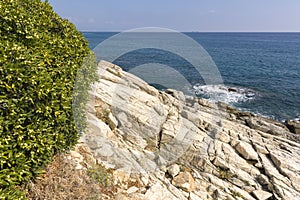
{"left": 294, "top": 116, "right": 300, "bottom": 122}
{"left": 193, "top": 84, "right": 256, "bottom": 104}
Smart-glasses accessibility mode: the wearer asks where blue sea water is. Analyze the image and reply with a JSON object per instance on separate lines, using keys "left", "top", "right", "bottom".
{"left": 83, "top": 32, "right": 300, "bottom": 121}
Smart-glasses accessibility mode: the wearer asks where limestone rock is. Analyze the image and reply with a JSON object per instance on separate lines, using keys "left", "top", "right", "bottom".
{"left": 257, "top": 174, "right": 269, "bottom": 186}
{"left": 216, "top": 131, "right": 231, "bottom": 143}
{"left": 113, "top": 169, "right": 131, "bottom": 184}
{"left": 189, "top": 192, "right": 203, "bottom": 200}
{"left": 213, "top": 157, "right": 229, "bottom": 169}
{"left": 165, "top": 88, "right": 185, "bottom": 102}
{"left": 167, "top": 164, "right": 181, "bottom": 178}
{"left": 68, "top": 61, "right": 300, "bottom": 200}
{"left": 235, "top": 141, "right": 259, "bottom": 161}
{"left": 108, "top": 112, "right": 118, "bottom": 129}
{"left": 245, "top": 118, "right": 269, "bottom": 133}
{"left": 172, "top": 172, "right": 196, "bottom": 192}
{"left": 252, "top": 190, "right": 273, "bottom": 200}
{"left": 144, "top": 182, "right": 179, "bottom": 200}
{"left": 127, "top": 186, "right": 139, "bottom": 194}
{"left": 285, "top": 120, "right": 300, "bottom": 134}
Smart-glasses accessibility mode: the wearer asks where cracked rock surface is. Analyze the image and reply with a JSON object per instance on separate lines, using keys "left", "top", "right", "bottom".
{"left": 74, "top": 61, "right": 300, "bottom": 200}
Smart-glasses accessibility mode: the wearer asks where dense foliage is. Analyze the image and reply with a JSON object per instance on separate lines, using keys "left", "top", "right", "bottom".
{"left": 0, "top": 0, "right": 97, "bottom": 198}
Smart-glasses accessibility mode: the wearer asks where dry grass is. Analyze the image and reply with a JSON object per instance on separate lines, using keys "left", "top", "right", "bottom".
{"left": 23, "top": 154, "right": 116, "bottom": 200}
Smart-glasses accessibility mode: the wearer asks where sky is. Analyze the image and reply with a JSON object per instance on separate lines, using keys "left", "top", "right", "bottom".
{"left": 48, "top": 0, "right": 300, "bottom": 32}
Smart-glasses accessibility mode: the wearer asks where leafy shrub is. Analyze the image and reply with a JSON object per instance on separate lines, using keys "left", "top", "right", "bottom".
{"left": 0, "top": 187, "right": 26, "bottom": 200}
{"left": 0, "top": 0, "right": 97, "bottom": 198}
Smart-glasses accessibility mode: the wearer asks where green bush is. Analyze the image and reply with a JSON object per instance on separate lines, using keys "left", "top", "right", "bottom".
{"left": 0, "top": 0, "right": 97, "bottom": 198}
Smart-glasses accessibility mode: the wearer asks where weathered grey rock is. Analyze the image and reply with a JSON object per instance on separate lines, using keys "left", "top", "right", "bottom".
{"left": 144, "top": 182, "right": 179, "bottom": 200}
{"left": 127, "top": 186, "right": 139, "bottom": 194}
{"left": 69, "top": 61, "right": 300, "bottom": 200}
{"left": 113, "top": 168, "right": 131, "bottom": 184}
{"left": 213, "top": 157, "right": 229, "bottom": 169}
{"left": 252, "top": 190, "right": 273, "bottom": 200}
{"left": 108, "top": 112, "right": 118, "bottom": 129}
{"left": 235, "top": 141, "right": 259, "bottom": 161}
{"left": 189, "top": 192, "right": 202, "bottom": 200}
{"left": 172, "top": 172, "right": 196, "bottom": 192}
{"left": 165, "top": 89, "right": 186, "bottom": 102}
{"left": 257, "top": 174, "right": 269, "bottom": 186}
{"left": 207, "top": 184, "right": 218, "bottom": 193}
{"left": 245, "top": 118, "right": 270, "bottom": 133}
{"left": 167, "top": 164, "right": 181, "bottom": 178}
{"left": 285, "top": 120, "right": 300, "bottom": 134}
{"left": 215, "top": 131, "right": 231, "bottom": 143}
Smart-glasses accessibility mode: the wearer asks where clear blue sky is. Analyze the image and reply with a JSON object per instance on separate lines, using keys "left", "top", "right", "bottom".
{"left": 48, "top": 0, "right": 300, "bottom": 32}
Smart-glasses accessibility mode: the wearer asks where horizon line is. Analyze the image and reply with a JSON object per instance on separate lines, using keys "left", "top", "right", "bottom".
{"left": 80, "top": 30, "right": 300, "bottom": 33}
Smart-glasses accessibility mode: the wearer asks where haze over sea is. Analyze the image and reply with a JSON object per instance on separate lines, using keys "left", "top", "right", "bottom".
{"left": 83, "top": 32, "right": 300, "bottom": 122}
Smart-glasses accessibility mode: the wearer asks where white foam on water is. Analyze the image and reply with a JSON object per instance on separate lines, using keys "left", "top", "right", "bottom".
{"left": 193, "top": 84, "right": 256, "bottom": 104}
{"left": 294, "top": 116, "right": 300, "bottom": 121}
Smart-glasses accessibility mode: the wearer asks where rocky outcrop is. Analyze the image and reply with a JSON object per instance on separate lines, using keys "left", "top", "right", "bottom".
{"left": 285, "top": 120, "right": 300, "bottom": 134}
{"left": 73, "top": 61, "right": 300, "bottom": 200}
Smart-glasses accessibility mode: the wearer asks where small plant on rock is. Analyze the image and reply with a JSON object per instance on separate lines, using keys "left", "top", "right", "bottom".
{"left": 87, "top": 164, "right": 113, "bottom": 187}
{"left": 218, "top": 168, "right": 233, "bottom": 180}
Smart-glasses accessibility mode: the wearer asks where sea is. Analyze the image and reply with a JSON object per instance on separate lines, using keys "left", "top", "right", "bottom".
{"left": 83, "top": 32, "right": 300, "bottom": 122}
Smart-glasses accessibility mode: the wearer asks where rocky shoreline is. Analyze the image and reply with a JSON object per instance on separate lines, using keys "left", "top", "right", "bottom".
{"left": 69, "top": 61, "right": 300, "bottom": 200}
